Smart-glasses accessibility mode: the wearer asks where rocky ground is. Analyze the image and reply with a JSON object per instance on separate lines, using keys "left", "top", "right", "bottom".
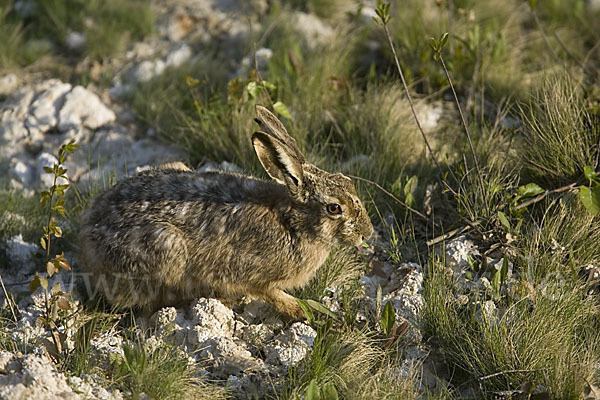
{"left": 0, "top": 0, "right": 575, "bottom": 399}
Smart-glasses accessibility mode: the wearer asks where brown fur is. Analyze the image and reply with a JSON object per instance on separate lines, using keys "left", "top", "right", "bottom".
{"left": 79, "top": 106, "right": 373, "bottom": 319}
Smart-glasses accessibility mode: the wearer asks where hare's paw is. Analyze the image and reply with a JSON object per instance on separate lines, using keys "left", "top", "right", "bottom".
{"left": 283, "top": 300, "right": 307, "bottom": 321}
{"left": 254, "top": 289, "right": 306, "bottom": 321}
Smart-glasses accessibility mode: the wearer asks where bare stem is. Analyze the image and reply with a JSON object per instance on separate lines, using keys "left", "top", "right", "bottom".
{"left": 594, "top": 128, "right": 600, "bottom": 171}
{"left": 426, "top": 221, "right": 481, "bottom": 247}
{"left": 42, "top": 167, "right": 62, "bottom": 359}
{"left": 479, "top": 369, "right": 541, "bottom": 381}
{"left": 0, "top": 273, "right": 17, "bottom": 322}
{"left": 381, "top": 23, "right": 444, "bottom": 176}
{"left": 439, "top": 54, "right": 489, "bottom": 215}
{"left": 531, "top": 10, "right": 561, "bottom": 63}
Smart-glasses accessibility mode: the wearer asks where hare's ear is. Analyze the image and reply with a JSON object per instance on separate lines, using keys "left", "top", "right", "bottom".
{"left": 252, "top": 131, "right": 304, "bottom": 194}
{"left": 255, "top": 105, "right": 304, "bottom": 162}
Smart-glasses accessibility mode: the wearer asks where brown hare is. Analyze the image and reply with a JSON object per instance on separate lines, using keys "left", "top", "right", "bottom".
{"left": 79, "top": 105, "right": 373, "bottom": 319}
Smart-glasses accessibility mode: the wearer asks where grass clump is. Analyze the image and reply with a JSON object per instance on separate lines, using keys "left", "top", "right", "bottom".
{"left": 284, "top": 324, "right": 423, "bottom": 400}
{"left": 0, "top": 189, "right": 46, "bottom": 243}
{"left": 516, "top": 197, "right": 600, "bottom": 285}
{"left": 111, "top": 338, "right": 227, "bottom": 400}
{"left": 519, "top": 74, "right": 599, "bottom": 186}
{"left": 424, "top": 255, "right": 600, "bottom": 398}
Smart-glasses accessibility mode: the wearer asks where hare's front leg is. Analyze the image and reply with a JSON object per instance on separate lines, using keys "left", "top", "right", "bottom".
{"left": 251, "top": 288, "right": 305, "bottom": 320}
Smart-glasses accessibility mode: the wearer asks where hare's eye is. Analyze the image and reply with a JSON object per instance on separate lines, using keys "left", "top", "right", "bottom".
{"left": 326, "top": 203, "right": 342, "bottom": 215}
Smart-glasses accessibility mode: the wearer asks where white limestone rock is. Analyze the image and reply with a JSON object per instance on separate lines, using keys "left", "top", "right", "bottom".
{"left": 58, "top": 86, "right": 116, "bottom": 131}
{"left": 4, "top": 234, "right": 38, "bottom": 274}
{"left": 443, "top": 235, "right": 480, "bottom": 271}
{"left": 265, "top": 322, "right": 316, "bottom": 367}
{"left": 25, "top": 82, "right": 72, "bottom": 133}
{"left": 0, "top": 73, "right": 19, "bottom": 96}
{"left": 165, "top": 44, "right": 192, "bottom": 67}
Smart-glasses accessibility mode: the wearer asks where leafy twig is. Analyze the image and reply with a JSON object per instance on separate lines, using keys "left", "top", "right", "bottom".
{"left": 513, "top": 181, "right": 578, "bottom": 211}
{"left": 31, "top": 139, "right": 79, "bottom": 362}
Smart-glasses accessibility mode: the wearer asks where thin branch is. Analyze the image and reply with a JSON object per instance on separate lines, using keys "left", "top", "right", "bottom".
{"left": 479, "top": 369, "right": 540, "bottom": 381}
{"left": 514, "top": 181, "right": 578, "bottom": 211}
{"left": 595, "top": 129, "right": 600, "bottom": 171}
{"left": 551, "top": 30, "right": 587, "bottom": 72}
{"left": 531, "top": 11, "right": 561, "bottom": 63}
{"left": 248, "top": 18, "right": 275, "bottom": 109}
{"left": 347, "top": 174, "right": 428, "bottom": 220}
{"left": 381, "top": 23, "right": 444, "bottom": 177}
{"left": 439, "top": 54, "right": 489, "bottom": 215}
{"left": 426, "top": 221, "right": 480, "bottom": 247}
{"left": 0, "top": 273, "right": 17, "bottom": 323}
{"left": 525, "top": 159, "right": 563, "bottom": 178}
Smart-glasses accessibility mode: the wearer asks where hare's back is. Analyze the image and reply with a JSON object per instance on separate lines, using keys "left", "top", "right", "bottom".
{"left": 80, "top": 169, "right": 276, "bottom": 273}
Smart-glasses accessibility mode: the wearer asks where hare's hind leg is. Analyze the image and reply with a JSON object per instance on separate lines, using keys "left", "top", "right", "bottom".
{"left": 250, "top": 288, "right": 305, "bottom": 320}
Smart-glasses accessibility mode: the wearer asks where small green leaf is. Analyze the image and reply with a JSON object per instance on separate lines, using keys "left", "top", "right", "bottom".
{"left": 43, "top": 166, "right": 53, "bottom": 174}
{"left": 53, "top": 226, "right": 63, "bottom": 238}
{"left": 246, "top": 81, "right": 260, "bottom": 99}
{"left": 55, "top": 184, "right": 69, "bottom": 196}
{"left": 305, "top": 379, "right": 320, "bottom": 400}
{"left": 296, "top": 299, "right": 314, "bottom": 324}
{"left": 47, "top": 261, "right": 58, "bottom": 277}
{"left": 40, "top": 236, "right": 47, "bottom": 250}
{"left": 491, "top": 267, "right": 501, "bottom": 297}
{"left": 55, "top": 253, "right": 71, "bottom": 271}
{"left": 404, "top": 175, "right": 418, "bottom": 196}
{"left": 440, "top": 32, "right": 449, "bottom": 48}
{"left": 321, "top": 382, "right": 339, "bottom": 400}
{"left": 517, "top": 183, "right": 544, "bottom": 198}
{"left": 185, "top": 75, "right": 203, "bottom": 88}
{"left": 381, "top": 301, "right": 396, "bottom": 336}
{"left": 580, "top": 186, "right": 600, "bottom": 216}
{"left": 262, "top": 80, "right": 276, "bottom": 91}
{"left": 30, "top": 274, "right": 41, "bottom": 293}
{"left": 273, "top": 101, "right": 291, "bottom": 119}
{"left": 497, "top": 211, "right": 511, "bottom": 230}
{"left": 500, "top": 257, "right": 509, "bottom": 284}
{"left": 39, "top": 276, "right": 48, "bottom": 290}
{"left": 40, "top": 191, "right": 51, "bottom": 205}
{"left": 305, "top": 299, "right": 337, "bottom": 319}
{"left": 374, "top": 1, "right": 391, "bottom": 24}
{"left": 428, "top": 37, "right": 438, "bottom": 51}
{"left": 63, "top": 141, "right": 79, "bottom": 153}
{"left": 584, "top": 165, "right": 599, "bottom": 183}
{"left": 528, "top": 0, "right": 537, "bottom": 11}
